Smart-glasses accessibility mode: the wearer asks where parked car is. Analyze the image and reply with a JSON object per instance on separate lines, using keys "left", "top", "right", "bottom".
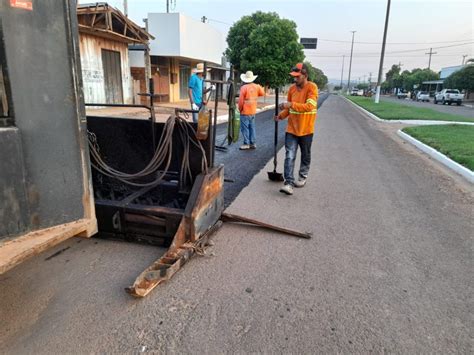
{"left": 416, "top": 91, "right": 430, "bottom": 102}
{"left": 434, "top": 89, "right": 463, "bottom": 105}
{"left": 397, "top": 90, "right": 408, "bottom": 99}
{"left": 350, "top": 88, "right": 359, "bottom": 96}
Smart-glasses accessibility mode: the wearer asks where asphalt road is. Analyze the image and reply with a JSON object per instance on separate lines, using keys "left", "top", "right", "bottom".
{"left": 1, "top": 94, "right": 472, "bottom": 353}
{"left": 381, "top": 95, "right": 474, "bottom": 118}
{"left": 216, "top": 92, "right": 330, "bottom": 207}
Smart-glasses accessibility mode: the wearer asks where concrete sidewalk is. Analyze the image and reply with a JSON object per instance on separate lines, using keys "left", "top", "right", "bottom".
{"left": 1, "top": 95, "right": 472, "bottom": 353}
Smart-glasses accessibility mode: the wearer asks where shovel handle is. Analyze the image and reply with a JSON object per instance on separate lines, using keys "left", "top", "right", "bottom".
{"left": 274, "top": 88, "right": 279, "bottom": 168}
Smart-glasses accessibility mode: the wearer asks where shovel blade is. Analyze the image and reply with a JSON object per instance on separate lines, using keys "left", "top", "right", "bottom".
{"left": 267, "top": 171, "right": 284, "bottom": 182}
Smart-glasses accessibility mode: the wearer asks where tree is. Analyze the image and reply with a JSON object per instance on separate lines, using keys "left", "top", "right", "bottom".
{"left": 357, "top": 83, "right": 369, "bottom": 90}
{"left": 384, "top": 64, "right": 402, "bottom": 90}
{"left": 226, "top": 12, "right": 304, "bottom": 88}
{"left": 304, "top": 61, "right": 328, "bottom": 89}
{"left": 444, "top": 65, "right": 474, "bottom": 92}
{"left": 225, "top": 12, "right": 280, "bottom": 72}
{"left": 334, "top": 85, "right": 343, "bottom": 91}
{"left": 403, "top": 69, "right": 438, "bottom": 91}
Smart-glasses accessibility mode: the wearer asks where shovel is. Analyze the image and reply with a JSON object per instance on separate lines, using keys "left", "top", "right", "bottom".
{"left": 267, "top": 87, "right": 284, "bottom": 182}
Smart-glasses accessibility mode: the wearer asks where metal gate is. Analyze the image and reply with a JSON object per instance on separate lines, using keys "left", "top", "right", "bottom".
{"left": 101, "top": 49, "right": 123, "bottom": 104}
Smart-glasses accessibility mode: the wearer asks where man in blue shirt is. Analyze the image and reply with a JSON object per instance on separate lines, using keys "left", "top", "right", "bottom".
{"left": 188, "top": 63, "right": 214, "bottom": 123}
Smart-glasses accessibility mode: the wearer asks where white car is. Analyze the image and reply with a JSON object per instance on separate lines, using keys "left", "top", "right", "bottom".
{"left": 434, "top": 89, "right": 463, "bottom": 105}
{"left": 416, "top": 91, "right": 430, "bottom": 102}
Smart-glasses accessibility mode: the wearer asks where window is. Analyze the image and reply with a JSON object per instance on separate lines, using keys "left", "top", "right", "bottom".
{"left": 179, "top": 63, "right": 191, "bottom": 100}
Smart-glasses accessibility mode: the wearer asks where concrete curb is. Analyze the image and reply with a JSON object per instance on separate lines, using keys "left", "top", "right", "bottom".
{"left": 343, "top": 96, "right": 474, "bottom": 126}
{"left": 216, "top": 104, "right": 276, "bottom": 124}
{"left": 397, "top": 130, "right": 474, "bottom": 184}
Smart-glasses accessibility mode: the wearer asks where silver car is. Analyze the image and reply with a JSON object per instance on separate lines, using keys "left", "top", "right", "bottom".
{"left": 416, "top": 91, "right": 430, "bottom": 102}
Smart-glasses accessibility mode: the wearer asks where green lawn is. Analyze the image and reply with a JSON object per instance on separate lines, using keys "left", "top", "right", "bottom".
{"left": 403, "top": 125, "right": 474, "bottom": 171}
{"left": 346, "top": 96, "right": 474, "bottom": 123}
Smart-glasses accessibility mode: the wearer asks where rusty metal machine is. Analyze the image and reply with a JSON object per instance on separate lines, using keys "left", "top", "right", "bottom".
{"left": 86, "top": 111, "right": 224, "bottom": 297}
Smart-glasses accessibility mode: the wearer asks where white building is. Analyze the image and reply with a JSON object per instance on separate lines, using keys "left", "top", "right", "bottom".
{"left": 131, "top": 13, "right": 227, "bottom": 104}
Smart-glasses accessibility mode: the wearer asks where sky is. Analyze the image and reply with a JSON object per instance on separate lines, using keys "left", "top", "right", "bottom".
{"left": 80, "top": 0, "right": 473, "bottom": 83}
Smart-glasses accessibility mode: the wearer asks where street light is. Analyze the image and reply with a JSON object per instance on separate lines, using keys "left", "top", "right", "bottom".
{"left": 347, "top": 30, "right": 356, "bottom": 94}
{"left": 375, "top": 0, "right": 391, "bottom": 104}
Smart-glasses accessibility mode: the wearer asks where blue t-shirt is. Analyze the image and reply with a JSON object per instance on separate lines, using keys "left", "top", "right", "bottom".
{"left": 189, "top": 73, "right": 204, "bottom": 105}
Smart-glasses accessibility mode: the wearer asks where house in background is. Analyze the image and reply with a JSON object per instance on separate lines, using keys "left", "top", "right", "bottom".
{"left": 422, "top": 65, "right": 468, "bottom": 97}
{"left": 130, "top": 13, "right": 227, "bottom": 105}
{"left": 77, "top": 3, "right": 152, "bottom": 105}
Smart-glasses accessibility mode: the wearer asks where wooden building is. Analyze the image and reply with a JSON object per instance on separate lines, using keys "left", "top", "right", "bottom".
{"left": 77, "top": 3, "right": 152, "bottom": 104}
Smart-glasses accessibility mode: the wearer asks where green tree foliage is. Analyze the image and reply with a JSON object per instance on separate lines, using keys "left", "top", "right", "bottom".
{"left": 382, "top": 64, "right": 439, "bottom": 91}
{"left": 356, "top": 83, "right": 369, "bottom": 90}
{"left": 226, "top": 12, "right": 304, "bottom": 88}
{"left": 444, "top": 65, "right": 474, "bottom": 92}
{"left": 304, "top": 61, "right": 328, "bottom": 89}
{"left": 384, "top": 64, "right": 402, "bottom": 89}
{"left": 403, "top": 68, "right": 439, "bottom": 91}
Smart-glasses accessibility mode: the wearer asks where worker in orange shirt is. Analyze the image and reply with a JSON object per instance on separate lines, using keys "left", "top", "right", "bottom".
{"left": 276, "top": 63, "right": 318, "bottom": 195}
{"left": 238, "top": 71, "right": 265, "bottom": 150}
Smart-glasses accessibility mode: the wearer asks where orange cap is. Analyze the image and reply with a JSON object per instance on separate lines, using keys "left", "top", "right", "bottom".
{"left": 290, "top": 63, "right": 308, "bottom": 77}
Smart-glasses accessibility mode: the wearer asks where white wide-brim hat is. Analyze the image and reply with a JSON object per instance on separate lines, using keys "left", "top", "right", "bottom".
{"left": 194, "top": 63, "right": 211, "bottom": 73}
{"left": 240, "top": 70, "right": 258, "bottom": 83}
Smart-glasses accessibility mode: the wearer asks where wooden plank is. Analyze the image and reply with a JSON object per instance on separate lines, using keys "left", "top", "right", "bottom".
{"left": 0, "top": 218, "right": 97, "bottom": 274}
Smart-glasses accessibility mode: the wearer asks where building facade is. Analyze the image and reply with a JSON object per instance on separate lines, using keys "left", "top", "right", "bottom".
{"left": 131, "top": 13, "right": 227, "bottom": 104}
{"left": 77, "top": 3, "right": 151, "bottom": 105}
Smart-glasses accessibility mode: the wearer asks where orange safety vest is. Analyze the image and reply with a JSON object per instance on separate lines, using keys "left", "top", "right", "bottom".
{"left": 238, "top": 83, "right": 265, "bottom": 115}
{"left": 279, "top": 81, "right": 318, "bottom": 136}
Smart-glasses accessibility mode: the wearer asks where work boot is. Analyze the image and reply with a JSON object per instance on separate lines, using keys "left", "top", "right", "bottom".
{"left": 279, "top": 184, "right": 293, "bottom": 195}
{"left": 250, "top": 144, "right": 257, "bottom": 149}
{"left": 294, "top": 177, "right": 307, "bottom": 188}
{"left": 239, "top": 144, "right": 250, "bottom": 150}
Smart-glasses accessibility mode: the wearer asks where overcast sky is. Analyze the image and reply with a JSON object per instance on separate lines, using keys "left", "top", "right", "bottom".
{"left": 81, "top": 0, "right": 473, "bottom": 82}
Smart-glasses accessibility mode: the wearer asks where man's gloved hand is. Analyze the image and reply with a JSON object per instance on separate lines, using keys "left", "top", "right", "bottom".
{"left": 210, "top": 84, "right": 216, "bottom": 91}
{"left": 192, "top": 103, "right": 199, "bottom": 111}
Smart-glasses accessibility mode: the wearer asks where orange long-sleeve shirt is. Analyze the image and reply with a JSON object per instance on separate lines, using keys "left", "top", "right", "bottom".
{"left": 278, "top": 81, "right": 318, "bottom": 136}
{"left": 238, "top": 83, "right": 265, "bottom": 115}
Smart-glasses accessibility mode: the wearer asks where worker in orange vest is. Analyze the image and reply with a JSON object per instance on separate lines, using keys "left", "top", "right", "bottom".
{"left": 276, "top": 63, "right": 318, "bottom": 195}
{"left": 238, "top": 71, "right": 265, "bottom": 150}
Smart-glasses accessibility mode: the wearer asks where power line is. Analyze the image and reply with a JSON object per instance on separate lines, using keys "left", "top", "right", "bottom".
{"left": 322, "top": 42, "right": 474, "bottom": 56}
{"left": 207, "top": 18, "right": 232, "bottom": 26}
{"left": 306, "top": 54, "right": 472, "bottom": 58}
{"left": 318, "top": 38, "right": 473, "bottom": 45}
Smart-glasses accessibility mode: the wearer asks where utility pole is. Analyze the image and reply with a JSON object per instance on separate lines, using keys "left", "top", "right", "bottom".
{"left": 143, "top": 18, "right": 152, "bottom": 94}
{"left": 375, "top": 0, "right": 391, "bottom": 104}
{"left": 123, "top": 0, "right": 128, "bottom": 16}
{"left": 462, "top": 54, "right": 468, "bottom": 65}
{"left": 340, "top": 55, "right": 345, "bottom": 89}
{"left": 347, "top": 30, "right": 356, "bottom": 94}
{"left": 166, "top": 0, "right": 169, "bottom": 13}
{"left": 425, "top": 48, "right": 437, "bottom": 70}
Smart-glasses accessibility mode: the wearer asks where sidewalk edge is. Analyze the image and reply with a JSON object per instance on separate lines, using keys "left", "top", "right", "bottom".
{"left": 397, "top": 129, "right": 474, "bottom": 184}
{"left": 342, "top": 96, "right": 474, "bottom": 126}
{"left": 216, "top": 104, "right": 276, "bottom": 124}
